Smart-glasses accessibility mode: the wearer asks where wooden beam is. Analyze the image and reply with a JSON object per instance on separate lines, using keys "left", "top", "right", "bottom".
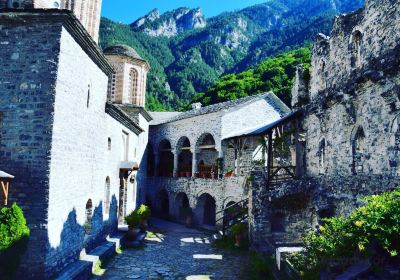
{"left": 199, "top": 144, "right": 216, "bottom": 149}
{"left": 1, "top": 181, "right": 8, "bottom": 206}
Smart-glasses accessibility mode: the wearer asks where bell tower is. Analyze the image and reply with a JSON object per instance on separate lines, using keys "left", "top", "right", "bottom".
{"left": 0, "top": 0, "right": 103, "bottom": 42}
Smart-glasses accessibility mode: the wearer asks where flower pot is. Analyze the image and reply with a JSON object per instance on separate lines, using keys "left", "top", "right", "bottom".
{"left": 126, "top": 227, "right": 141, "bottom": 241}
{"left": 140, "top": 219, "right": 148, "bottom": 230}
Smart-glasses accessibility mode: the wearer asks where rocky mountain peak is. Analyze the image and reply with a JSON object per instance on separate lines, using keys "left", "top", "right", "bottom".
{"left": 131, "top": 7, "right": 206, "bottom": 37}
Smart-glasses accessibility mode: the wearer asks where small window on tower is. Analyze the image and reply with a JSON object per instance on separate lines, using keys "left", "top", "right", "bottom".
{"left": 108, "top": 138, "right": 112, "bottom": 151}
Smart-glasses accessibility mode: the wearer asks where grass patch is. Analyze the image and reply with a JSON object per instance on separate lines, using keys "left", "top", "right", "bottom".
{"left": 92, "top": 260, "right": 106, "bottom": 276}
{"left": 241, "top": 252, "right": 275, "bottom": 280}
{"left": 115, "top": 246, "right": 122, "bottom": 254}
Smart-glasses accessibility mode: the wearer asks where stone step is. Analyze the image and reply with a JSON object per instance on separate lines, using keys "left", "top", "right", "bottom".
{"left": 56, "top": 236, "right": 123, "bottom": 280}
{"left": 55, "top": 260, "right": 92, "bottom": 280}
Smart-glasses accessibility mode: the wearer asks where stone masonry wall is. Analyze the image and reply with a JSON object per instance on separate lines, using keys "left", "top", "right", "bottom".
{"left": 0, "top": 17, "right": 62, "bottom": 277}
{"left": 45, "top": 26, "right": 142, "bottom": 277}
{"left": 146, "top": 176, "right": 248, "bottom": 227}
{"left": 249, "top": 0, "right": 400, "bottom": 251}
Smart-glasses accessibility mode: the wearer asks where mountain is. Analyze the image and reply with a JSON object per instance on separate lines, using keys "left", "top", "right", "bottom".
{"left": 99, "top": 0, "right": 364, "bottom": 111}
{"left": 131, "top": 8, "right": 206, "bottom": 37}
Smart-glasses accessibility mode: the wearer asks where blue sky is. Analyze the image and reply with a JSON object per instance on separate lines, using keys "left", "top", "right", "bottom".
{"left": 101, "top": 0, "right": 268, "bottom": 24}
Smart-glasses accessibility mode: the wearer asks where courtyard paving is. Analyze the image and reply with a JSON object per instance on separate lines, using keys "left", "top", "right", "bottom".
{"left": 97, "top": 218, "right": 249, "bottom": 280}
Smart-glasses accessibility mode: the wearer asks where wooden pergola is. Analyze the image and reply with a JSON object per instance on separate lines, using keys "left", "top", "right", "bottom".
{"left": 0, "top": 170, "right": 14, "bottom": 206}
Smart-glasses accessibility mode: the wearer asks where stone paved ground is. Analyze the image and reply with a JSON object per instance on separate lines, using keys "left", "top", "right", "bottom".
{"left": 97, "top": 218, "right": 249, "bottom": 280}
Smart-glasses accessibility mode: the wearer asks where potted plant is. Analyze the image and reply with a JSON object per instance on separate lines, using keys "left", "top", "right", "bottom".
{"left": 125, "top": 210, "right": 141, "bottom": 240}
{"left": 232, "top": 222, "right": 247, "bottom": 247}
{"left": 137, "top": 204, "right": 151, "bottom": 230}
{"left": 224, "top": 168, "right": 234, "bottom": 177}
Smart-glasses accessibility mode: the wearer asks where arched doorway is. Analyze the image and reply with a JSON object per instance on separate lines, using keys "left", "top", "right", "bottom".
{"left": 157, "top": 189, "right": 170, "bottom": 218}
{"left": 177, "top": 137, "right": 192, "bottom": 177}
{"left": 176, "top": 192, "right": 191, "bottom": 222}
{"left": 196, "top": 133, "right": 218, "bottom": 179}
{"left": 84, "top": 199, "right": 93, "bottom": 235}
{"left": 158, "top": 140, "right": 174, "bottom": 177}
{"left": 197, "top": 193, "right": 216, "bottom": 226}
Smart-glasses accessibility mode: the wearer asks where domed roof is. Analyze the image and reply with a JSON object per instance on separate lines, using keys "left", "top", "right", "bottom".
{"left": 103, "top": 44, "right": 143, "bottom": 60}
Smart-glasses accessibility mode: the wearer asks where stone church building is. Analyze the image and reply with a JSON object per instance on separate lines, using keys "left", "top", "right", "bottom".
{"left": 0, "top": 2, "right": 153, "bottom": 278}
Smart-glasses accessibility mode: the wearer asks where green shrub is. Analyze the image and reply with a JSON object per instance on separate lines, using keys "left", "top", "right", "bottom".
{"left": 232, "top": 222, "right": 247, "bottom": 235}
{"left": 136, "top": 204, "right": 152, "bottom": 220}
{"left": 125, "top": 210, "right": 140, "bottom": 228}
{"left": 290, "top": 189, "right": 400, "bottom": 278}
{"left": 0, "top": 203, "right": 30, "bottom": 279}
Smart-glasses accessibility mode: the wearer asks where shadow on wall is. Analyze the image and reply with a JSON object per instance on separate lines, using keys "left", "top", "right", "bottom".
{"left": 40, "top": 195, "right": 118, "bottom": 278}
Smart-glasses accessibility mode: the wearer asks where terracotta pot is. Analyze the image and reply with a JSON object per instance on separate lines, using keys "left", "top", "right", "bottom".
{"left": 235, "top": 233, "right": 243, "bottom": 247}
{"left": 140, "top": 219, "right": 148, "bottom": 230}
{"left": 126, "top": 227, "right": 141, "bottom": 241}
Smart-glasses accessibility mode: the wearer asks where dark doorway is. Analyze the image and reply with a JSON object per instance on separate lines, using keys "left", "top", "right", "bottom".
{"left": 176, "top": 192, "right": 190, "bottom": 221}
{"left": 198, "top": 193, "right": 216, "bottom": 226}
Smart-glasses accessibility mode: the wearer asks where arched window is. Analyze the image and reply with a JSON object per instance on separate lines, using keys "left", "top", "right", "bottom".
{"left": 108, "top": 137, "right": 112, "bottom": 151}
{"left": 104, "top": 178, "right": 111, "bottom": 215}
{"left": 351, "top": 30, "right": 362, "bottom": 68}
{"left": 129, "top": 68, "right": 139, "bottom": 105}
{"left": 318, "top": 138, "right": 326, "bottom": 174}
{"left": 84, "top": 199, "right": 93, "bottom": 235}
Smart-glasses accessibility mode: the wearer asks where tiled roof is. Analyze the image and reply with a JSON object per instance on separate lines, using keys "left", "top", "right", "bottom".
{"left": 150, "top": 92, "right": 290, "bottom": 125}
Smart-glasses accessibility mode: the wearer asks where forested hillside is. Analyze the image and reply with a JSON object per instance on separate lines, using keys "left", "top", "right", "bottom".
{"left": 99, "top": 0, "right": 364, "bottom": 111}
{"left": 189, "top": 47, "right": 311, "bottom": 109}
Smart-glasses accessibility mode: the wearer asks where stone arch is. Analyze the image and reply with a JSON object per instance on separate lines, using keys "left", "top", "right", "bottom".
{"left": 176, "top": 136, "right": 192, "bottom": 177}
{"left": 350, "top": 29, "right": 363, "bottom": 68}
{"left": 155, "top": 189, "right": 170, "bottom": 218}
{"left": 84, "top": 199, "right": 93, "bottom": 235}
{"left": 196, "top": 193, "right": 216, "bottom": 226}
{"left": 104, "top": 177, "right": 111, "bottom": 215}
{"left": 317, "top": 138, "right": 326, "bottom": 174}
{"left": 351, "top": 125, "right": 366, "bottom": 174}
{"left": 175, "top": 192, "right": 191, "bottom": 222}
{"left": 195, "top": 133, "right": 218, "bottom": 178}
{"left": 158, "top": 139, "right": 174, "bottom": 177}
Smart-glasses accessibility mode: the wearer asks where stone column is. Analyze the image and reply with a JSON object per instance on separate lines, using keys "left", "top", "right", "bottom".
{"left": 192, "top": 149, "right": 197, "bottom": 178}
{"left": 173, "top": 149, "right": 178, "bottom": 177}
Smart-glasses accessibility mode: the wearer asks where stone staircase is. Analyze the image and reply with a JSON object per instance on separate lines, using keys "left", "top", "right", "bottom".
{"left": 56, "top": 233, "right": 124, "bottom": 280}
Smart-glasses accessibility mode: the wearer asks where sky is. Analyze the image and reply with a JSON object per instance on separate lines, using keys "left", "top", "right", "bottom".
{"left": 101, "top": 0, "right": 268, "bottom": 24}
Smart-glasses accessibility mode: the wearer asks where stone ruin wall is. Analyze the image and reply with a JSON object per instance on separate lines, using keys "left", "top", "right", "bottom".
{"left": 250, "top": 0, "right": 400, "bottom": 251}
